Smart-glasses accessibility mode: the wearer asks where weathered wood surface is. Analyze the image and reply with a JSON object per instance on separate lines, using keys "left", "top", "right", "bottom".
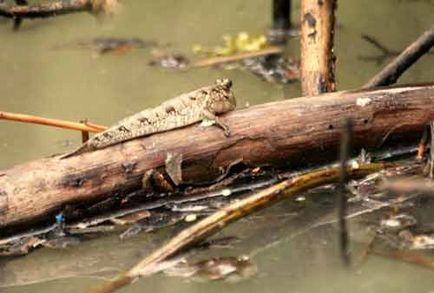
{"left": 300, "top": 0, "right": 336, "bottom": 95}
{"left": 1, "top": 84, "right": 434, "bottom": 228}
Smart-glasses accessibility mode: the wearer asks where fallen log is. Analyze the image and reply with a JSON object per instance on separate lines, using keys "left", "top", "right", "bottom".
{"left": 1, "top": 84, "right": 434, "bottom": 229}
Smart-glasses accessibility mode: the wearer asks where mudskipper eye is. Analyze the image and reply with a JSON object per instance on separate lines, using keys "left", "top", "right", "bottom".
{"left": 223, "top": 79, "right": 232, "bottom": 88}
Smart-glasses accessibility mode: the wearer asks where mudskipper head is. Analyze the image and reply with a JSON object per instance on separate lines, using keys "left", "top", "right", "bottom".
{"left": 206, "top": 79, "right": 236, "bottom": 114}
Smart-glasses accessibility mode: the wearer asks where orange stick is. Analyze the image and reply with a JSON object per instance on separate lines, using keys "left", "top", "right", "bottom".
{"left": 82, "top": 121, "right": 107, "bottom": 132}
{"left": 0, "top": 111, "right": 107, "bottom": 133}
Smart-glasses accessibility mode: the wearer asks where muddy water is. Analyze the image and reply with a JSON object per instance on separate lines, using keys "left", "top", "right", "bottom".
{"left": 1, "top": 0, "right": 434, "bottom": 292}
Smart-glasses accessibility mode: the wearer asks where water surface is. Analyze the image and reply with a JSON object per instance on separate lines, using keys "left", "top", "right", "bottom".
{"left": 1, "top": 0, "right": 433, "bottom": 292}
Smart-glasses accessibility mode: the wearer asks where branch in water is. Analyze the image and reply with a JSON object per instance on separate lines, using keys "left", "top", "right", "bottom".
{"left": 0, "top": 0, "right": 119, "bottom": 19}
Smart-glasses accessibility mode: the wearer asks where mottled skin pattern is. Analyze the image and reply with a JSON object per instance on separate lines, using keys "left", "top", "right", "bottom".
{"left": 62, "top": 79, "right": 235, "bottom": 158}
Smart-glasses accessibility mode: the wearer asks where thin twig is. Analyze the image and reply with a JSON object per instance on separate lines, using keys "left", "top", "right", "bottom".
{"left": 0, "top": 111, "right": 106, "bottom": 133}
{"left": 192, "top": 47, "right": 283, "bottom": 68}
{"left": 338, "top": 118, "right": 352, "bottom": 266}
{"left": 362, "top": 25, "right": 434, "bottom": 89}
{"left": 87, "top": 162, "right": 387, "bottom": 293}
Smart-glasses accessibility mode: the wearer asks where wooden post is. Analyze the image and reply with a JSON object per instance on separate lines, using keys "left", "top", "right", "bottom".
{"left": 268, "top": 0, "right": 292, "bottom": 44}
{"left": 300, "top": 0, "right": 336, "bottom": 96}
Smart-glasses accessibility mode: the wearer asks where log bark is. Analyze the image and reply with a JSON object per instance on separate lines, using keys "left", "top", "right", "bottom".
{"left": 1, "top": 84, "right": 434, "bottom": 229}
{"left": 300, "top": 0, "right": 336, "bottom": 95}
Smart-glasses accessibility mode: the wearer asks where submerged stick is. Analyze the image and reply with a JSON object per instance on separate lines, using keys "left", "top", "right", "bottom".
{"left": 88, "top": 162, "right": 387, "bottom": 293}
{"left": 0, "top": 111, "right": 107, "bottom": 133}
{"left": 363, "top": 25, "right": 434, "bottom": 89}
{"left": 338, "top": 118, "right": 352, "bottom": 266}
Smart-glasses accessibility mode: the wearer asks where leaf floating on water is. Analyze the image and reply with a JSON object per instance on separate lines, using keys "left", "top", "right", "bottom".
{"left": 149, "top": 49, "right": 190, "bottom": 69}
{"left": 163, "top": 255, "right": 257, "bottom": 283}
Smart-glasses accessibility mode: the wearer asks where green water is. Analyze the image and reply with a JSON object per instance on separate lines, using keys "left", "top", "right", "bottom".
{"left": 1, "top": 0, "right": 434, "bottom": 292}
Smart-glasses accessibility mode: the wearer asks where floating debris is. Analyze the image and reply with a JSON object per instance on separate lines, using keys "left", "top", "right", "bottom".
{"left": 399, "top": 230, "right": 434, "bottom": 250}
{"left": 221, "top": 189, "right": 232, "bottom": 197}
{"left": 380, "top": 213, "right": 417, "bottom": 231}
{"left": 241, "top": 54, "right": 299, "bottom": 84}
{"left": 0, "top": 237, "right": 44, "bottom": 256}
{"left": 149, "top": 49, "right": 189, "bottom": 69}
{"left": 184, "top": 214, "right": 197, "bottom": 222}
{"left": 42, "top": 236, "right": 80, "bottom": 249}
{"left": 56, "top": 37, "right": 156, "bottom": 55}
{"left": 163, "top": 255, "right": 257, "bottom": 282}
{"left": 192, "top": 32, "right": 299, "bottom": 83}
{"left": 193, "top": 32, "right": 268, "bottom": 57}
